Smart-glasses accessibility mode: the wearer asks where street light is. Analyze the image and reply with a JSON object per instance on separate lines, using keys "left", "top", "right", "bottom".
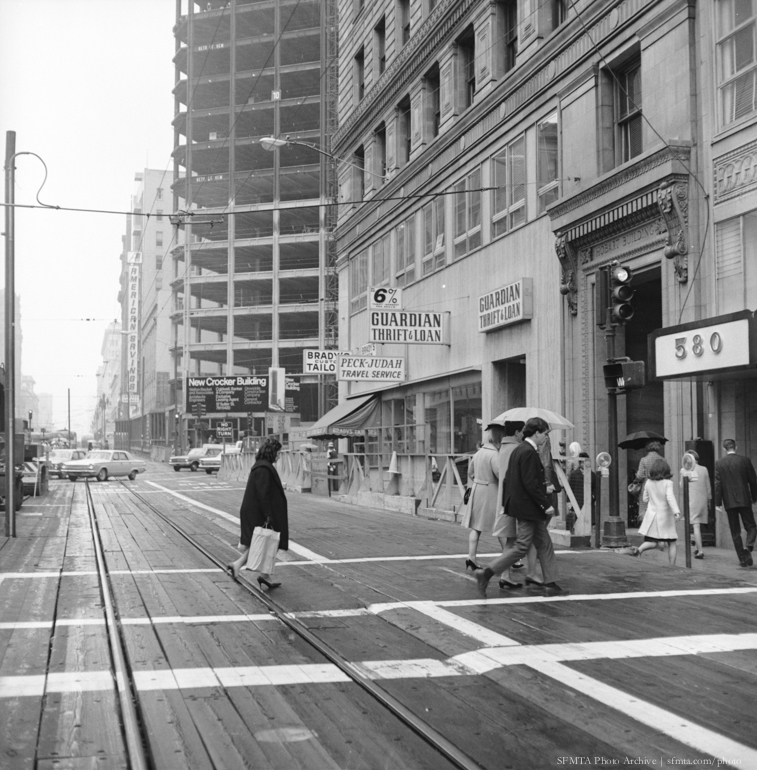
{"left": 259, "top": 136, "right": 384, "bottom": 179}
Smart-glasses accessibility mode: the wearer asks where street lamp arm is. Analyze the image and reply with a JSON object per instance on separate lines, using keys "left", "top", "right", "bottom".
{"left": 258, "top": 136, "right": 384, "bottom": 181}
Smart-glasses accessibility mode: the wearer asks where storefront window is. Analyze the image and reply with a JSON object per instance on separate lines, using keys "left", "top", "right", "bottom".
{"left": 381, "top": 395, "right": 419, "bottom": 455}
{"left": 452, "top": 382, "right": 481, "bottom": 454}
{"left": 426, "top": 388, "right": 451, "bottom": 454}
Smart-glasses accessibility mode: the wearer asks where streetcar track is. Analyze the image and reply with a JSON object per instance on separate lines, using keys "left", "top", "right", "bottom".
{"left": 116, "top": 478, "right": 485, "bottom": 770}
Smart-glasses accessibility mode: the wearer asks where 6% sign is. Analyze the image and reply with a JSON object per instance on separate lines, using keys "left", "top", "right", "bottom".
{"left": 369, "top": 286, "right": 402, "bottom": 310}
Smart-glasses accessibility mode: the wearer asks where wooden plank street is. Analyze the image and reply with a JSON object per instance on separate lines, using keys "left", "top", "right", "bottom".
{"left": 1, "top": 460, "right": 757, "bottom": 769}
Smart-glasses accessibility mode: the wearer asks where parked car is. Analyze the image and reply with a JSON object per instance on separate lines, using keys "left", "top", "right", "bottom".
{"left": 63, "top": 450, "right": 146, "bottom": 482}
{"left": 169, "top": 445, "right": 223, "bottom": 472}
{"left": 47, "top": 448, "right": 88, "bottom": 479}
{"left": 199, "top": 444, "right": 242, "bottom": 474}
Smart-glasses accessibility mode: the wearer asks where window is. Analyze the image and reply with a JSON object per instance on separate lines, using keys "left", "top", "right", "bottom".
{"left": 715, "top": 211, "right": 757, "bottom": 312}
{"left": 616, "top": 57, "right": 642, "bottom": 163}
{"left": 355, "top": 47, "right": 365, "bottom": 102}
{"left": 354, "top": 145, "right": 365, "bottom": 200}
{"left": 501, "top": 0, "right": 517, "bottom": 72}
{"left": 547, "top": 0, "right": 566, "bottom": 31}
{"left": 156, "top": 188, "right": 163, "bottom": 199}
{"left": 381, "top": 395, "right": 418, "bottom": 455}
{"left": 537, "top": 113, "right": 559, "bottom": 213}
{"left": 718, "top": 0, "right": 757, "bottom": 126}
{"left": 457, "top": 26, "right": 476, "bottom": 109}
{"left": 425, "top": 64, "right": 441, "bottom": 138}
{"left": 157, "top": 210, "right": 163, "bottom": 221}
{"left": 492, "top": 135, "right": 526, "bottom": 237}
{"left": 372, "top": 234, "right": 391, "bottom": 287}
{"left": 398, "top": 95, "right": 412, "bottom": 166}
{"left": 396, "top": 215, "right": 416, "bottom": 286}
{"left": 375, "top": 17, "right": 386, "bottom": 76}
{"left": 375, "top": 123, "right": 387, "bottom": 181}
{"left": 423, "top": 196, "right": 445, "bottom": 274}
{"left": 350, "top": 250, "right": 369, "bottom": 313}
{"left": 453, "top": 168, "right": 482, "bottom": 259}
{"left": 398, "top": 0, "right": 411, "bottom": 46}
{"left": 156, "top": 231, "right": 164, "bottom": 247}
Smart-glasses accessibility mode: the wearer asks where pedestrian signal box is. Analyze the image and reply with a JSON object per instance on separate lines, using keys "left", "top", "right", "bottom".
{"left": 603, "top": 359, "right": 645, "bottom": 392}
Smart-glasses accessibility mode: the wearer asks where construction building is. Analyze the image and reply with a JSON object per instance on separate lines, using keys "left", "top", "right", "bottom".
{"left": 170, "top": 0, "right": 338, "bottom": 446}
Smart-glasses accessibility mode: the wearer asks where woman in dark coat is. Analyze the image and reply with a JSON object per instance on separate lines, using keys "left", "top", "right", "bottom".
{"left": 228, "top": 438, "right": 289, "bottom": 589}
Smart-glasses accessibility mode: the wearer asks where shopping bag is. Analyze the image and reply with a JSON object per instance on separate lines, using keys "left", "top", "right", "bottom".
{"left": 245, "top": 523, "right": 280, "bottom": 573}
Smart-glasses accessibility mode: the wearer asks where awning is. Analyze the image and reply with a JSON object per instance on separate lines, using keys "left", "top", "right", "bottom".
{"left": 303, "top": 394, "right": 380, "bottom": 438}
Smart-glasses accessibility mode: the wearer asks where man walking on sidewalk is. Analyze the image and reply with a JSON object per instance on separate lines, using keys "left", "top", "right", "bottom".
{"left": 715, "top": 438, "right": 757, "bottom": 567}
{"left": 475, "top": 417, "right": 568, "bottom": 598}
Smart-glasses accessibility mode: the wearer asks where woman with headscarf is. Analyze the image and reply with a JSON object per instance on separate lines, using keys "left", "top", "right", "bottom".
{"left": 633, "top": 440, "right": 665, "bottom": 520}
{"left": 227, "top": 437, "right": 289, "bottom": 589}
{"left": 462, "top": 424, "right": 504, "bottom": 571}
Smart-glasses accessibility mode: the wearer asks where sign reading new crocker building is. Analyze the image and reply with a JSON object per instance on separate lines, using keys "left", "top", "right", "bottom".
{"left": 187, "top": 375, "right": 300, "bottom": 413}
{"left": 478, "top": 278, "right": 533, "bottom": 333}
{"left": 338, "top": 357, "right": 406, "bottom": 381}
{"left": 369, "top": 311, "right": 449, "bottom": 344}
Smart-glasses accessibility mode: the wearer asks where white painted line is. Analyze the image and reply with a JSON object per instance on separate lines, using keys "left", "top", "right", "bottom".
{"left": 121, "top": 614, "right": 274, "bottom": 625}
{"left": 536, "top": 660, "right": 755, "bottom": 768}
{"left": 144, "top": 480, "right": 328, "bottom": 562}
{"left": 46, "top": 671, "right": 114, "bottom": 693}
{"left": 408, "top": 602, "right": 520, "bottom": 647}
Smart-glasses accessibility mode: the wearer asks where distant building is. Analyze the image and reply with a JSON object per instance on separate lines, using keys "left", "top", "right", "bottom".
{"left": 37, "top": 393, "right": 53, "bottom": 431}
{"left": 93, "top": 322, "right": 121, "bottom": 447}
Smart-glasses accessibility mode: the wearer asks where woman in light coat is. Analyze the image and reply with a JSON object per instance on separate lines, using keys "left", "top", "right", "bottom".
{"left": 633, "top": 441, "right": 665, "bottom": 519}
{"left": 631, "top": 458, "right": 681, "bottom": 565}
{"left": 679, "top": 450, "right": 711, "bottom": 559}
{"left": 462, "top": 425, "right": 504, "bottom": 571}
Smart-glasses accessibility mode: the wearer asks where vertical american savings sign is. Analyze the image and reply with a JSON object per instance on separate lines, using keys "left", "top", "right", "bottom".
{"left": 127, "top": 252, "right": 141, "bottom": 394}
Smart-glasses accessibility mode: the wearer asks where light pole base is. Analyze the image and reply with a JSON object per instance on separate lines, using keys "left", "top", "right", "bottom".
{"left": 601, "top": 517, "right": 629, "bottom": 547}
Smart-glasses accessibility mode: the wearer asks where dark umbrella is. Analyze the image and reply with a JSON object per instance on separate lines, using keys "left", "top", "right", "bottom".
{"left": 618, "top": 431, "right": 668, "bottom": 451}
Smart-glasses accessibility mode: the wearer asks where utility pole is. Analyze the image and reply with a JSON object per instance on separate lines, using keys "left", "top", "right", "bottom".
{"left": 4, "top": 131, "right": 16, "bottom": 537}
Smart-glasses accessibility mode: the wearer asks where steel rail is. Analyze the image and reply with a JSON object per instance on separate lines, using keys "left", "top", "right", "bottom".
{"left": 120, "top": 480, "right": 486, "bottom": 770}
{"left": 84, "top": 481, "right": 150, "bottom": 770}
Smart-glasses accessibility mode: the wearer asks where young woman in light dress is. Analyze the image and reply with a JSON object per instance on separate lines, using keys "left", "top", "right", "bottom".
{"left": 630, "top": 458, "right": 681, "bottom": 565}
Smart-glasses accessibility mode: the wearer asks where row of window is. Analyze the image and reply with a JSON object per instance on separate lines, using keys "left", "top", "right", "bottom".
{"left": 349, "top": 114, "right": 558, "bottom": 312}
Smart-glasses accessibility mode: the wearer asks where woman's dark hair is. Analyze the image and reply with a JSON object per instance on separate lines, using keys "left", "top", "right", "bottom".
{"left": 256, "top": 438, "right": 282, "bottom": 463}
{"left": 522, "top": 417, "right": 550, "bottom": 438}
{"left": 644, "top": 441, "right": 664, "bottom": 455}
{"left": 503, "top": 421, "right": 525, "bottom": 437}
{"left": 648, "top": 458, "right": 672, "bottom": 480}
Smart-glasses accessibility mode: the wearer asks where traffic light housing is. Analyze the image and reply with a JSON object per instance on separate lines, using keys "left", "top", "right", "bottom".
{"left": 609, "top": 264, "right": 634, "bottom": 325}
{"left": 603, "top": 359, "right": 645, "bottom": 392}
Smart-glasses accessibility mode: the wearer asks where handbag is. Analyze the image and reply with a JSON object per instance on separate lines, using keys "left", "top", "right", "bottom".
{"left": 245, "top": 518, "right": 280, "bottom": 573}
{"left": 460, "top": 487, "right": 473, "bottom": 528}
{"left": 463, "top": 487, "right": 472, "bottom": 505}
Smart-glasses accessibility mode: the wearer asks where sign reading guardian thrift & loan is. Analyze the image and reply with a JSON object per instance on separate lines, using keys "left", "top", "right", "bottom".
{"left": 369, "top": 310, "right": 449, "bottom": 344}
{"left": 478, "top": 278, "right": 533, "bottom": 333}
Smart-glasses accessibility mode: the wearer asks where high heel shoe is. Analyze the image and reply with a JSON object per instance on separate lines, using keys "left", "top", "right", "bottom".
{"left": 465, "top": 559, "right": 481, "bottom": 571}
{"left": 257, "top": 575, "right": 281, "bottom": 590}
{"left": 498, "top": 578, "right": 523, "bottom": 589}
{"left": 524, "top": 577, "right": 544, "bottom": 587}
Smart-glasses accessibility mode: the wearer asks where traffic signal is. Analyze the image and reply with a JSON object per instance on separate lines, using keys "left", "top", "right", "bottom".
{"left": 609, "top": 264, "right": 634, "bottom": 325}
{"left": 603, "top": 359, "right": 645, "bottom": 392}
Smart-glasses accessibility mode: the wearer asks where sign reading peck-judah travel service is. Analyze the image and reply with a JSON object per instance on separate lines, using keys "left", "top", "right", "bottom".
{"left": 338, "top": 356, "right": 406, "bottom": 381}
{"left": 369, "top": 311, "right": 449, "bottom": 344}
{"left": 478, "top": 278, "right": 533, "bottom": 333}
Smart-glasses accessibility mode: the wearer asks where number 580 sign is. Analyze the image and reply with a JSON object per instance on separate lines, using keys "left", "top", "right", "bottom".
{"left": 369, "top": 286, "right": 402, "bottom": 310}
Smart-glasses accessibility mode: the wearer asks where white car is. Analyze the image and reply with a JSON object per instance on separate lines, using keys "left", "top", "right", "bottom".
{"left": 199, "top": 444, "right": 241, "bottom": 474}
{"left": 63, "top": 450, "right": 147, "bottom": 482}
{"left": 169, "top": 445, "right": 223, "bottom": 472}
{"left": 47, "top": 449, "right": 88, "bottom": 478}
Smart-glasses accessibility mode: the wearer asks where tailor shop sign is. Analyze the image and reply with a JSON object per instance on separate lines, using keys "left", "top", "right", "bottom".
{"left": 649, "top": 310, "right": 757, "bottom": 381}
{"left": 186, "top": 375, "right": 300, "bottom": 413}
{"left": 478, "top": 278, "right": 533, "bottom": 333}
{"left": 369, "top": 310, "right": 450, "bottom": 344}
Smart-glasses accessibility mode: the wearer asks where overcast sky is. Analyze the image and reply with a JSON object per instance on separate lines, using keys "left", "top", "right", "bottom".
{"left": 0, "top": 0, "right": 176, "bottom": 434}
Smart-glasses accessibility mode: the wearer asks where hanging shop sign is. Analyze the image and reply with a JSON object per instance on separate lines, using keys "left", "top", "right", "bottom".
{"left": 369, "top": 286, "right": 403, "bottom": 310}
{"left": 369, "top": 310, "right": 450, "bottom": 344}
{"left": 478, "top": 278, "right": 533, "bottom": 333}
{"left": 126, "top": 252, "right": 142, "bottom": 394}
{"left": 303, "top": 349, "right": 344, "bottom": 374}
{"left": 649, "top": 310, "right": 757, "bottom": 381}
{"left": 187, "top": 375, "right": 300, "bottom": 413}
{"left": 338, "top": 356, "right": 406, "bottom": 381}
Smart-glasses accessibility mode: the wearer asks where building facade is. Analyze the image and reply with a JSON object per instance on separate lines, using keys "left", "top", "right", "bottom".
{"left": 170, "top": 0, "right": 338, "bottom": 447}
{"left": 93, "top": 322, "right": 122, "bottom": 448}
{"left": 333, "top": 0, "right": 757, "bottom": 541}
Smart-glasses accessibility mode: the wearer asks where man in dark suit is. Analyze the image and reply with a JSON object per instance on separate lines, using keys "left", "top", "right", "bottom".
{"left": 715, "top": 438, "right": 757, "bottom": 567}
{"left": 475, "top": 417, "right": 568, "bottom": 598}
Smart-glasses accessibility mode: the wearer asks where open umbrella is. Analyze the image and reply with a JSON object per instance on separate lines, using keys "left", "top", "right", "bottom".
{"left": 489, "top": 406, "right": 574, "bottom": 431}
{"left": 618, "top": 430, "right": 668, "bottom": 450}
